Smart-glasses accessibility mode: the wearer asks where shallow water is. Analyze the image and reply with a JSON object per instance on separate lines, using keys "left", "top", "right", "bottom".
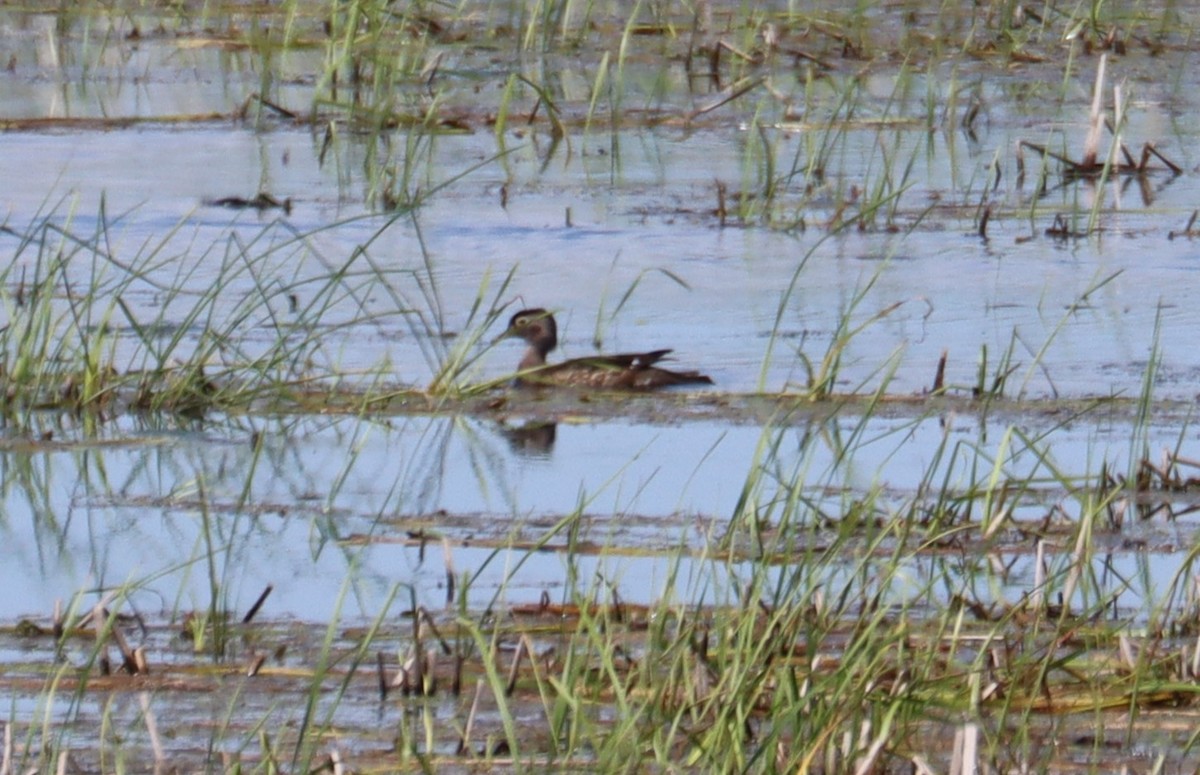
{"left": 6, "top": 1, "right": 1200, "bottom": 770}
{"left": 1, "top": 406, "right": 1198, "bottom": 623}
{"left": 5, "top": 30, "right": 1200, "bottom": 623}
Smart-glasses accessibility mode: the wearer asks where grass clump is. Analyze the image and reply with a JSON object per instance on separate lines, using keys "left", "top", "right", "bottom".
{"left": 0, "top": 200, "right": 437, "bottom": 417}
{"left": 402, "top": 398, "right": 1200, "bottom": 772}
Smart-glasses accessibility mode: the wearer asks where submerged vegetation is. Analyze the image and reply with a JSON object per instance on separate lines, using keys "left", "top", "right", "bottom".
{"left": 4, "top": 0, "right": 1200, "bottom": 772}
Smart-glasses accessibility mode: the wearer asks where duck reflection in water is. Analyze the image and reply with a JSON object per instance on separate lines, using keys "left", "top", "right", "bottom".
{"left": 497, "top": 420, "right": 557, "bottom": 456}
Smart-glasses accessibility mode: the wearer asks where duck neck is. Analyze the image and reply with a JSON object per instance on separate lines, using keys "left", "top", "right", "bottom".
{"left": 519, "top": 344, "right": 549, "bottom": 370}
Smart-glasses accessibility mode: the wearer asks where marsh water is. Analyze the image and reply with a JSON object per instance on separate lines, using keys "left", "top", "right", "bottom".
{"left": 7, "top": 8, "right": 1200, "bottom": 398}
{"left": 1, "top": 405, "right": 1198, "bottom": 618}
{"left": 7, "top": 1, "right": 1200, "bottom": 770}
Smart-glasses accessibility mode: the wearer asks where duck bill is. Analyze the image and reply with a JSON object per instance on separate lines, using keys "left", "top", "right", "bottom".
{"left": 492, "top": 326, "right": 518, "bottom": 346}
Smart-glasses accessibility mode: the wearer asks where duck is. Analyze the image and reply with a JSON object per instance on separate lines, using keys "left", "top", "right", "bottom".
{"left": 503, "top": 308, "right": 713, "bottom": 390}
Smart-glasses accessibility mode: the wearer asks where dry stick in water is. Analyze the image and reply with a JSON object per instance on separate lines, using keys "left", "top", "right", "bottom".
{"left": 1032, "top": 540, "right": 1047, "bottom": 610}
{"left": 246, "top": 654, "right": 267, "bottom": 677}
{"left": 458, "top": 679, "right": 486, "bottom": 755}
{"left": 396, "top": 615, "right": 441, "bottom": 696}
{"left": 1119, "top": 634, "right": 1137, "bottom": 670}
{"left": 410, "top": 606, "right": 425, "bottom": 691}
{"left": 1167, "top": 210, "right": 1198, "bottom": 239}
{"left": 1145, "top": 142, "right": 1182, "bottom": 174}
{"left": 854, "top": 728, "right": 888, "bottom": 775}
{"left": 1081, "top": 54, "right": 1107, "bottom": 169}
{"left": 689, "top": 75, "right": 765, "bottom": 120}
{"left": 418, "top": 607, "right": 452, "bottom": 655}
{"left": 504, "top": 637, "right": 526, "bottom": 697}
{"left": 244, "top": 92, "right": 298, "bottom": 120}
{"left": 1019, "top": 141, "right": 1086, "bottom": 173}
{"left": 452, "top": 638, "right": 464, "bottom": 697}
{"left": 401, "top": 646, "right": 424, "bottom": 695}
{"left": 708, "top": 39, "right": 722, "bottom": 88}
{"left": 93, "top": 603, "right": 140, "bottom": 675}
{"left": 243, "top": 584, "right": 273, "bottom": 624}
{"left": 377, "top": 651, "right": 389, "bottom": 701}
{"left": 1105, "top": 116, "right": 1138, "bottom": 168}
{"left": 951, "top": 723, "right": 979, "bottom": 775}
{"left": 1171, "top": 452, "right": 1200, "bottom": 471}
{"left": 443, "top": 539, "right": 455, "bottom": 606}
{"left": 716, "top": 39, "right": 757, "bottom": 63}
{"left": 425, "top": 648, "right": 439, "bottom": 695}
{"left": 932, "top": 350, "right": 947, "bottom": 393}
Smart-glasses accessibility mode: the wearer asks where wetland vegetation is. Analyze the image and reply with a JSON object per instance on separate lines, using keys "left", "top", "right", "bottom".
{"left": 4, "top": 0, "right": 1200, "bottom": 772}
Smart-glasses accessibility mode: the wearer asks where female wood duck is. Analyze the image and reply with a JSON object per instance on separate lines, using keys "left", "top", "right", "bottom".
{"left": 504, "top": 308, "right": 713, "bottom": 390}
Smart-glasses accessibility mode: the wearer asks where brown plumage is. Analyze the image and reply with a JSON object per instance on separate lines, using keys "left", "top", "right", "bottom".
{"left": 504, "top": 308, "right": 713, "bottom": 390}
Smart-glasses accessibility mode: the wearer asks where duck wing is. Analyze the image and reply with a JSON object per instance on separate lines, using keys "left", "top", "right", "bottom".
{"left": 577, "top": 349, "right": 674, "bottom": 370}
{"left": 531, "top": 350, "right": 711, "bottom": 390}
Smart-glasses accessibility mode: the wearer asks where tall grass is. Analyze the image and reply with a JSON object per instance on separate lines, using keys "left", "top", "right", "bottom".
{"left": 400, "top": 391, "right": 1198, "bottom": 771}
{"left": 0, "top": 200, "right": 524, "bottom": 414}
